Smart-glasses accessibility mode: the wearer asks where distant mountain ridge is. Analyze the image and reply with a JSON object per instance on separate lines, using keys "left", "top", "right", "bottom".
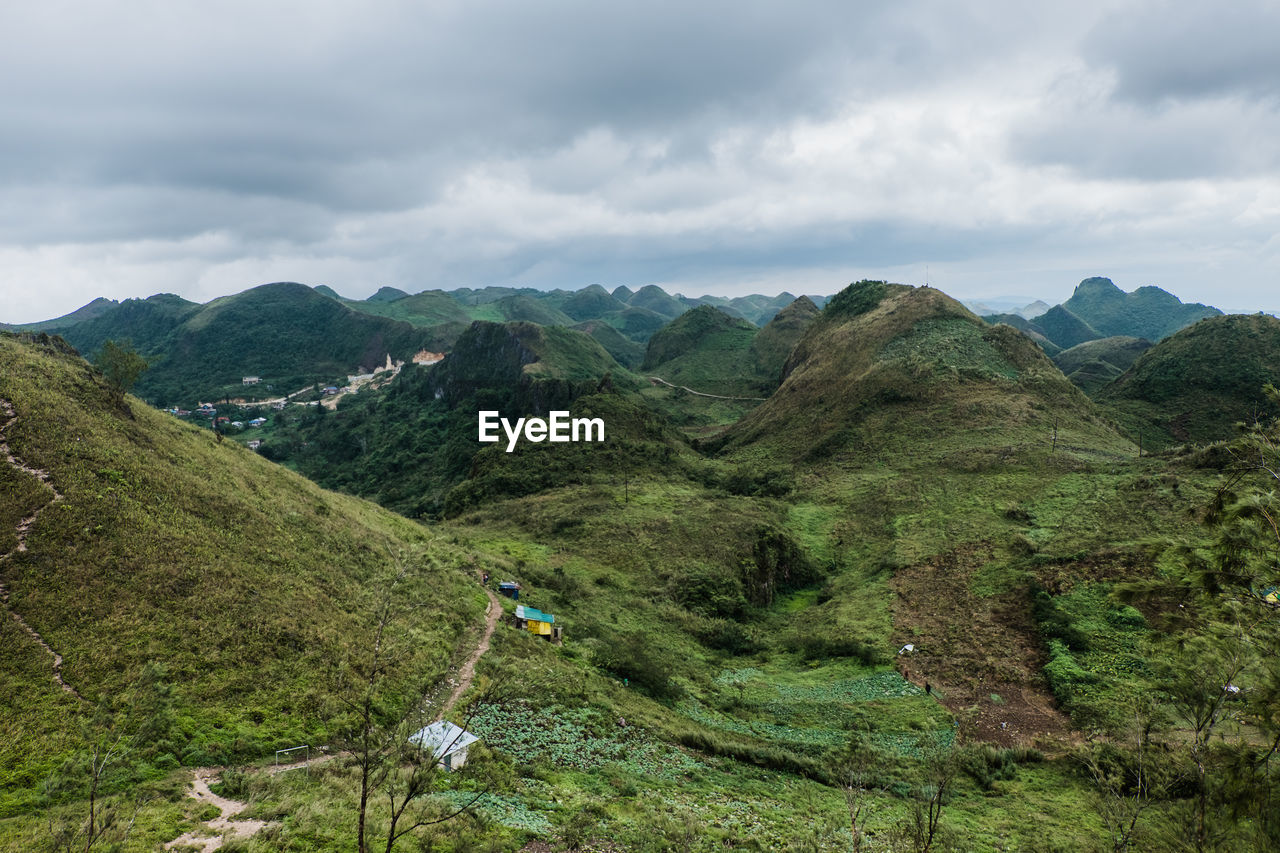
{"left": 985, "top": 277, "right": 1221, "bottom": 352}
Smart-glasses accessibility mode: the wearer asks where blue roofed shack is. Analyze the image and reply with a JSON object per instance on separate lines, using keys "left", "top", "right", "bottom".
{"left": 498, "top": 581, "right": 521, "bottom": 600}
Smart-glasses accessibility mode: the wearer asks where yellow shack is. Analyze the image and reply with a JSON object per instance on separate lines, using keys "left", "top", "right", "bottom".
{"left": 514, "top": 604, "right": 555, "bottom": 638}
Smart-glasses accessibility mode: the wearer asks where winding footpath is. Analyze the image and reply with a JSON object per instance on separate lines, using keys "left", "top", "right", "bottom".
{"left": 164, "top": 770, "right": 273, "bottom": 852}
{"left": 167, "top": 582, "right": 503, "bottom": 850}
{"left": 0, "top": 398, "right": 81, "bottom": 700}
{"left": 437, "top": 585, "right": 502, "bottom": 720}
{"left": 647, "top": 376, "right": 767, "bottom": 402}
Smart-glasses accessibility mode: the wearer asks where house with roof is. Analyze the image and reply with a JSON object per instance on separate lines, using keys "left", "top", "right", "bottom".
{"left": 408, "top": 721, "right": 479, "bottom": 771}
{"left": 248, "top": 417, "right": 267, "bottom": 427}
{"left": 498, "top": 581, "right": 521, "bottom": 601}
{"left": 514, "top": 604, "right": 561, "bottom": 642}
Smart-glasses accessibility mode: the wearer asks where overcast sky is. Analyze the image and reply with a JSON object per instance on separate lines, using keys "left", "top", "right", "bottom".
{"left": 2, "top": 0, "right": 1278, "bottom": 323}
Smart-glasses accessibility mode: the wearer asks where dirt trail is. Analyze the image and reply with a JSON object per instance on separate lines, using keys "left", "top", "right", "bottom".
{"left": 0, "top": 398, "right": 81, "bottom": 699}
{"left": 438, "top": 587, "right": 502, "bottom": 720}
{"left": 165, "top": 769, "right": 274, "bottom": 852}
{"left": 647, "top": 376, "right": 767, "bottom": 402}
{"left": 168, "top": 579, "right": 501, "bottom": 849}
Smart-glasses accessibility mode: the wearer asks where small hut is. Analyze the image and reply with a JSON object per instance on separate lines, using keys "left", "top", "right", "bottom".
{"left": 498, "top": 581, "right": 521, "bottom": 601}
{"left": 408, "top": 721, "right": 479, "bottom": 771}
{"left": 514, "top": 604, "right": 559, "bottom": 641}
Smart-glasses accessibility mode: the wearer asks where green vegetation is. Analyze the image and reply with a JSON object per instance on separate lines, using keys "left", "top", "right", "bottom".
{"left": 1098, "top": 313, "right": 1280, "bottom": 448}
{"left": 4, "top": 273, "right": 1280, "bottom": 851}
{"left": 1053, "top": 336, "right": 1152, "bottom": 396}
{"left": 641, "top": 305, "right": 766, "bottom": 397}
{"left": 0, "top": 332, "right": 481, "bottom": 829}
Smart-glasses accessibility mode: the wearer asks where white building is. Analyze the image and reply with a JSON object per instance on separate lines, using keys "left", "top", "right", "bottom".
{"left": 408, "top": 721, "right": 479, "bottom": 771}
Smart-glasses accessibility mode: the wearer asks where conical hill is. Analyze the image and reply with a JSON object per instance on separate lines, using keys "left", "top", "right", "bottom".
{"left": 719, "top": 281, "right": 1131, "bottom": 463}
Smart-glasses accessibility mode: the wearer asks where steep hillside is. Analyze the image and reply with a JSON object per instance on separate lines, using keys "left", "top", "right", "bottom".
{"left": 560, "top": 284, "right": 627, "bottom": 321}
{"left": 2, "top": 297, "right": 120, "bottom": 333}
{"left": 0, "top": 332, "right": 483, "bottom": 817}
{"left": 628, "top": 284, "right": 688, "bottom": 319}
{"left": 747, "top": 295, "right": 820, "bottom": 385}
{"left": 572, "top": 319, "right": 645, "bottom": 368}
{"left": 641, "top": 306, "right": 762, "bottom": 397}
{"left": 1052, "top": 336, "right": 1152, "bottom": 396}
{"left": 982, "top": 313, "right": 1062, "bottom": 355}
{"left": 721, "top": 281, "right": 1131, "bottom": 463}
{"left": 56, "top": 293, "right": 202, "bottom": 357}
{"left": 1028, "top": 304, "right": 1101, "bottom": 350}
{"left": 1097, "top": 313, "right": 1280, "bottom": 448}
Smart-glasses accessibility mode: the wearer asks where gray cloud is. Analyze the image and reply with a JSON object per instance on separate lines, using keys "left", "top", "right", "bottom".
{"left": 1084, "top": 0, "right": 1280, "bottom": 103}
{"left": 1, "top": 0, "right": 1278, "bottom": 323}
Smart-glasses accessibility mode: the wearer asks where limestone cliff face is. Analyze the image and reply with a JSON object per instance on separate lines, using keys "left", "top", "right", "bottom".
{"left": 426, "top": 321, "right": 619, "bottom": 416}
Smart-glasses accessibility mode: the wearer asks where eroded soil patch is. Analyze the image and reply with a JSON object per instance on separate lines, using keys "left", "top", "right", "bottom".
{"left": 890, "top": 545, "right": 1072, "bottom": 747}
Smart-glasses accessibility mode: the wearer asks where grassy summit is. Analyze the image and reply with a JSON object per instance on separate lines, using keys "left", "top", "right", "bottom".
{"left": 721, "top": 281, "right": 1131, "bottom": 464}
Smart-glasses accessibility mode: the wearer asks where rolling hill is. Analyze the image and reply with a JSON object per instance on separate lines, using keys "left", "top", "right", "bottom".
{"left": 1052, "top": 336, "right": 1152, "bottom": 396}
{"left": 57, "top": 283, "right": 447, "bottom": 405}
{"left": 1097, "top": 313, "right": 1280, "bottom": 448}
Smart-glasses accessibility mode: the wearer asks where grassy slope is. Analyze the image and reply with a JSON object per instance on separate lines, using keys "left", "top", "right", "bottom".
{"left": 641, "top": 306, "right": 765, "bottom": 397}
{"left": 1052, "top": 335, "right": 1152, "bottom": 396}
{"left": 0, "top": 334, "right": 486, "bottom": 826}
{"left": 1098, "top": 313, "right": 1280, "bottom": 448}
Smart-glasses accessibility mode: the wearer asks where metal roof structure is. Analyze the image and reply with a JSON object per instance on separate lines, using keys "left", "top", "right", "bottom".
{"left": 408, "top": 721, "right": 479, "bottom": 760}
{"left": 515, "top": 604, "right": 554, "bottom": 624}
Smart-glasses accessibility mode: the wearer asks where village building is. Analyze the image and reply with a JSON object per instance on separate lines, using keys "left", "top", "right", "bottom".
{"left": 242, "top": 376, "right": 261, "bottom": 385}
{"left": 408, "top": 721, "right": 478, "bottom": 771}
{"left": 498, "top": 581, "right": 521, "bottom": 600}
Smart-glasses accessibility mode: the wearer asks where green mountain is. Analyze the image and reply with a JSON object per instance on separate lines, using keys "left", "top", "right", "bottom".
{"left": 747, "top": 295, "right": 820, "bottom": 385}
{"left": 1, "top": 297, "right": 120, "bottom": 333}
{"left": 722, "top": 280, "right": 1130, "bottom": 462}
{"left": 53, "top": 293, "right": 202, "bottom": 357}
{"left": 59, "top": 283, "right": 444, "bottom": 405}
{"left": 641, "top": 306, "right": 763, "bottom": 396}
{"left": 266, "top": 321, "right": 631, "bottom": 517}
{"left": 1059, "top": 276, "right": 1221, "bottom": 341}
{"left": 0, "top": 332, "right": 482, "bottom": 818}
{"left": 493, "top": 294, "right": 575, "bottom": 327}
{"left": 560, "top": 284, "right": 628, "bottom": 321}
{"left": 571, "top": 319, "right": 645, "bottom": 368}
{"left": 628, "top": 284, "right": 688, "bottom": 319}
{"left": 982, "top": 313, "right": 1063, "bottom": 355}
{"left": 1052, "top": 336, "right": 1152, "bottom": 396}
{"left": 367, "top": 285, "right": 411, "bottom": 303}
{"left": 1097, "top": 313, "right": 1280, "bottom": 448}
{"left": 1027, "top": 304, "right": 1101, "bottom": 350}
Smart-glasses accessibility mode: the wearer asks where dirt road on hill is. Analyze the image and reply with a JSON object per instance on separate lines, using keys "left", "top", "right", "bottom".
{"left": 0, "top": 398, "right": 81, "bottom": 700}
{"left": 647, "top": 376, "right": 767, "bottom": 402}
